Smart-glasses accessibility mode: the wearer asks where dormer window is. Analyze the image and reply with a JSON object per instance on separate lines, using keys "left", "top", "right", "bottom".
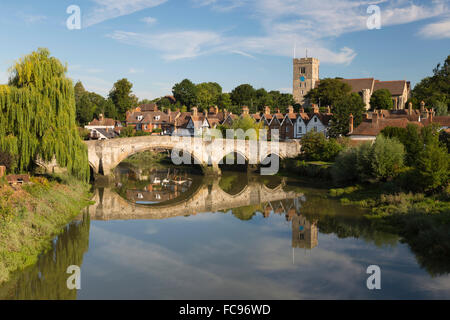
{"left": 137, "top": 115, "right": 143, "bottom": 121}
{"left": 314, "top": 117, "right": 318, "bottom": 123}
{"left": 154, "top": 116, "right": 160, "bottom": 121}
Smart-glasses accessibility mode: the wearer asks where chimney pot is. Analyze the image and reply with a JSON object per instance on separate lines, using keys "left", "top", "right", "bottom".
{"left": 349, "top": 113, "right": 354, "bottom": 134}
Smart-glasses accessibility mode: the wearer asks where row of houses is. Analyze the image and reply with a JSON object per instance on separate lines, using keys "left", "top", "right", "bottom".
{"left": 85, "top": 101, "right": 449, "bottom": 142}
{"left": 85, "top": 103, "right": 334, "bottom": 140}
{"left": 349, "top": 102, "right": 450, "bottom": 142}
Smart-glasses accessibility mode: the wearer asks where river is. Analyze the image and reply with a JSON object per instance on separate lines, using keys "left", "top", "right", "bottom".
{"left": 1, "top": 161, "right": 450, "bottom": 299}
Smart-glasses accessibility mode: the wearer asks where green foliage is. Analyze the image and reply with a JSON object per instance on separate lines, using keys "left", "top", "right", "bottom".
{"left": 0, "top": 150, "right": 17, "bottom": 172}
{"left": 119, "top": 126, "right": 135, "bottom": 137}
{"left": 332, "top": 136, "right": 405, "bottom": 184}
{"left": 370, "top": 89, "right": 394, "bottom": 110}
{"left": 301, "top": 131, "right": 343, "bottom": 162}
{"left": 434, "top": 100, "right": 449, "bottom": 116}
{"left": 0, "top": 48, "right": 89, "bottom": 181}
{"left": 218, "top": 115, "right": 265, "bottom": 140}
{"left": 414, "top": 142, "right": 449, "bottom": 192}
{"left": 109, "top": 78, "right": 138, "bottom": 121}
{"left": 329, "top": 93, "right": 366, "bottom": 137}
{"left": 411, "top": 55, "right": 450, "bottom": 112}
{"left": 230, "top": 84, "right": 256, "bottom": 109}
{"left": 331, "top": 147, "right": 359, "bottom": 184}
{"left": 370, "top": 135, "right": 405, "bottom": 181}
{"left": 172, "top": 79, "right": 198, "bottom": 109}
{"left": 196, "top": 82, "right": 222, "bottom": 109}
{"left": 305, "top": 78, "right": 352, "bottom": 106}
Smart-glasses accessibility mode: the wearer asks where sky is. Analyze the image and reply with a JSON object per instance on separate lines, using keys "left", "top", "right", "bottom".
{"left": 0, "top": 0, "right": 449, "bottom": 100}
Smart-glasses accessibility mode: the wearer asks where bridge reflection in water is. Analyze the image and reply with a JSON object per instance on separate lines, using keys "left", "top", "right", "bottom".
{"left": 89, "top": 171, "right": 318, "bottom": 250}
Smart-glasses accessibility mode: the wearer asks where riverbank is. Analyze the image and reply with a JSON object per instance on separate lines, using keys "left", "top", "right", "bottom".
{"left": 0, "top": 174, "right": 92, "bottom": 284}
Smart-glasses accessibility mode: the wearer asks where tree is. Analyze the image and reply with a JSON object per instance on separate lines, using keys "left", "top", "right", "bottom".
{"left": 0, "top": 48, "right": 89, "bottom": 180}
{"left": 255, "top": 88, "right": 272, "bottom": 110}
{"left": 230, "top": 84, "right": 256, "bottom": 109}
{"left": 370, "top": 135, "right": 405, "bottom": 181}
{"left": 411, "top": 55, "right": 450, "bottom": 111}
{"left": 370, "top": 89, "right": 393, "bottom": 110}
{"left": 328, "top": 93, "right": 366, "bottom": 137}
{"left": 381, "top": 124, "right": 422, "bottom": 166}
{"left": 301, "top": 131, "right": 343, "bottom": 162}
{"left": 196, "top": 82, "right": 222, "bottom": 109}
{"left": 76, "top": 93, "right": 95, "bottom": 125}
{"left": 217, "top": 93, "right": 232, "bottom": 109}
{"left": 172, "top": 79, "right": 198, "bottom": 109}
{"left": 434, "top": 100, "right": 448, "bottom": 116}
{"left": 305, "top": 78, "right": 352, "bottom": 106}
{"left": 109, "top": 78, "right": 138, "bottom": 121}
{"left": 415, "top": 142, "right": 449, "bottom": 192}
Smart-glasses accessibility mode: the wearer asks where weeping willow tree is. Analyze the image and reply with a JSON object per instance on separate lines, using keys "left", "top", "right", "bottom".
{"left": 0, "top": 48, "right": 89, "bottom": 181}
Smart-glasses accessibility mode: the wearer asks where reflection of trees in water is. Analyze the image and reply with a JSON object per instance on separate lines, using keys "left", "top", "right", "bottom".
{"left": 0, "top": 212, "right": 91, "bottom": 300}
{"left": 218, "top": 172, "right": 248, "bottom": 196}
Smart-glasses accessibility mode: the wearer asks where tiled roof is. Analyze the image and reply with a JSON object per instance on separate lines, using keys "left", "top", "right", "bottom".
{"left": 374, "top": 80, "right": 407, "bottom": 96}
{"left": 351, "top": 118, "right": 423, "bottom": 137}
{"left": 88, "top": 117, "right": 116, "bottom": 127}
{"left": 340, "top": 78, "right": 375, "bottom": 93}
{"left": 139, "top": 103, "right": 158, "bottom": 112}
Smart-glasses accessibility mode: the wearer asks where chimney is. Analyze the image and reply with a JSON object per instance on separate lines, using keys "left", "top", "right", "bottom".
{"left": 242, "top": 106, "right": 249, "bottom": 115}
{"left": 327, "top": 106, "right": 331, "bottom": 114}
{"left": 99, "top": 114, "right": 104, "bottom": 122}
{"left": 106, "top": 127, "right": 109, "bottom": 133}
{"left": 288, "top": 105, "right": 294, "bottom": 114}
{"left": 300, "top": 107, "right": 305, "bottom": 113}
{"left": 214, "top": 106, "right": 219, "bottom": 114}
{"left": 264, "top": 106, "right": 271, "bottom": 115}
{"left": 420, "top": 101, "right": 425, "bottom": 113}
{"left": 364, "top": 113, "right": 369, "bottom": 120}
{"left": 408, "top": 102, "right": 413, "bottom": 115}
{"left": 372, "top": 111, "right": 379, "bottom": 126}
{"left": 276, "top": 107, "right": 281, "bottom": 114}
{"left": 429, "top": 108, "right": 433, "bottom": 123}
{"left": 349, "top": 114, "right": 354, "bottom": 134}
{"left": 204, "top": 110, "right": 208, "bottom": 118}
{"left": 192, "top": 106, "right": 198, "bottom": 117}
{"left": 313, "top": 104, "right": 319, "bottom": 114}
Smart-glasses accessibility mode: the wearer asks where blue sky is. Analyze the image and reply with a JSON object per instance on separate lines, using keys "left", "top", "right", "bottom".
{"left": 0, "top": 0, "right": 449, "bottom": 100}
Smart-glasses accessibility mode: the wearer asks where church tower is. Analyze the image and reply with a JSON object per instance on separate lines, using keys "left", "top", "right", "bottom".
{"left": 293, "top": 57, "right": 320, "bottom": 105}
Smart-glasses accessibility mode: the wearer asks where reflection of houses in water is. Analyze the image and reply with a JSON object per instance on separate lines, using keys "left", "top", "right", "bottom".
{"left": 261, "top": 196, "right": 318, "bottom": 250}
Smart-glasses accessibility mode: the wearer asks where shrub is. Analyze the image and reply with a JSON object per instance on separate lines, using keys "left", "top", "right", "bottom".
{"left": 301, "top": 131, "right": 343, "bottom": 162}
{"left": 355, "top": 142, "right": 374, "bottom": 182}
{"left": 414, "top": 142, "right": 449, "bottom": 192}
{"left": 370, "top": 135, "right": 405, "bottom": 181}
{"left": 331, "top": 147, "right": 358, "bottom": 184}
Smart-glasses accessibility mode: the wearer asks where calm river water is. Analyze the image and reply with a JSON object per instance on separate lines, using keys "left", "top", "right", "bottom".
{"left": 1, "top": 162, "right": 450, "bottom": 299}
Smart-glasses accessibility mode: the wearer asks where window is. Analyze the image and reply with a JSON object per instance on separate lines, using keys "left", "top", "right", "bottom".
{"left": 286, "top": 127, "right": 290, "bottom": 133}
{"left": 137, "top": 115, "right": 143, "bottom": 121}
{"left": 299, "top": 127, "right": 302, "bottom": 133}
{"left": 155, "top": 115, "right": 160, "bottom": 121}
{"left": 314, "top": 117, "right": 317, "bottom": 123}
{"left": 300, "top": 67, "right": 306, "bottom": 74}
{"left": 314, "top": 126, "right": 317, "bottom": 132}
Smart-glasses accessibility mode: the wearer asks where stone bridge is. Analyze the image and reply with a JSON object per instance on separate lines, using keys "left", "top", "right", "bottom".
{"left": 87, "top": 179, "right": 304, "bottom": 221}
{"left": 85, "top": 136, "right": 301, "bottom": 176}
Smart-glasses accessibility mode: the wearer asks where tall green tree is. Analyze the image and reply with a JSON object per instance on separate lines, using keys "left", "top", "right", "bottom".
{"left": 196, "top": 82, "right": 222, "bottom": 109}
{"left": 411, "top": 55, "right": 450, "bottom": 111}
{"left": 172, "top": 79, "right": 198, "bottom": 109}
{"left": 328, "top": 93, "right": 366, "bottom": 137}
{"left": 370, "top": 89, "right": 394, "bottom": 110}
{"left": 0, "top": 48, "right": 89, "bottom": 180}
{"left": 305, "top": 78, "right": 352, "bottom": 107}
{"left": 230, "top": 84, "right": 256, "bottom": 110}
{"left": 109, "top": 78, "right": 138, "bottom": 121}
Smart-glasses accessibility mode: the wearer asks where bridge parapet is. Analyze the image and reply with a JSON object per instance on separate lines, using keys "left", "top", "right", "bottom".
{"left": 85, "top": 136, "right": 301, "bottom": 176}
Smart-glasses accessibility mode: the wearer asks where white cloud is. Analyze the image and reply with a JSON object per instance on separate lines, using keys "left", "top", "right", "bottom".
{"left": 84, "top": 0, "right": 168, "bottom": 27}
{"left": 128, "top": 68, "right": 144, "bottom": 74}
{"left": 142, "top": 16, "right": 158, "bottom": 25}
{"left": 18, "top": 13, "right": 47, "bottom": 24}
{"left": 107, "top": 0, "right": 449, "bottom": 64}
{"left": 108, "top": 30, "right": 223, "bottom": 60}
{"left": 419, "top": 18, "right": 450, "bottom": 39}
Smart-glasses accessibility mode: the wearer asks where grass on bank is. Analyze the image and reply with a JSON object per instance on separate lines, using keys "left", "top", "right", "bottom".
{"left": 0, "top": 174, "right": 92, "bottom": 283}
